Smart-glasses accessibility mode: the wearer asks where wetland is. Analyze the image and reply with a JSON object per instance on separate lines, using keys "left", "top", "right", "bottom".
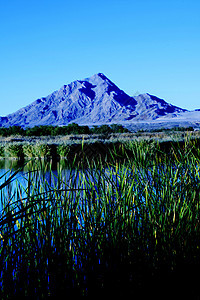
{"left": 0, "top": 132, "right": 200, "bottom": 297}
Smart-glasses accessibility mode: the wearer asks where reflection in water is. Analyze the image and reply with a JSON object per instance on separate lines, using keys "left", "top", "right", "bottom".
{"left": 0, "top": 158, "right": 70, "bottom": 172}
{"left": 0, "top": 159, "right": 75, "bottom": 209}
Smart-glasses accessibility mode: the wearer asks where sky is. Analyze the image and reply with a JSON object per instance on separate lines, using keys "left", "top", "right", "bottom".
{"left": 0, "top": 0, "right": 200, "bottom": 116}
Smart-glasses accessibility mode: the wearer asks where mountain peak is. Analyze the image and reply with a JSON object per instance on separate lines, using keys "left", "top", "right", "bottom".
{"left": 89, "top": 72, "right": 108, "bottom": 79}
{"left": 96, "top": 73, "right": 108, "bottom": 79}
{"left": 85, "top": 73, "right": 112, "bottom": 85}
{"left": 0, "top": 73, "right": 194, "bottom": 128}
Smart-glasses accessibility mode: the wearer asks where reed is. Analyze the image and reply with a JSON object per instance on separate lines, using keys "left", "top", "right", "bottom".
{"left": 0, "top": 138, "right": 200, "bottom": 297}
{"left": 23, "top": 144, "right": 51, "bottom": 158}
{"left": 4, "top": 144, "right": 24, "bottom": 159}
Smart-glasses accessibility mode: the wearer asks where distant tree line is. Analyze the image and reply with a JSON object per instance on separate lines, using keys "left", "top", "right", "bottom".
{"left": 0, "top": 123, "right": 129, "bottom": 137}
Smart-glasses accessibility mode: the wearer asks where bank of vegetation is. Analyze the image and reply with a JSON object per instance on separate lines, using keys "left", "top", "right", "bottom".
{"left": 0, "top": 124, "right": 199, "bottom": 160}
{"left": 0, "top": 123, "right": 198, "bottom": 137}
{"left": 0, "top": 123, "right": 129, "bottom": 137}
{"left": 0, "top": 137, "right": 200, "bottom": 297}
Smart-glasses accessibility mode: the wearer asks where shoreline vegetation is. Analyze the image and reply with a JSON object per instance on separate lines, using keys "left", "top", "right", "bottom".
{"left": 0, "top": 124, "right": 199, "bottom": 159}
{"left": 1, "top": 124, "right": 200, "bottom": 297}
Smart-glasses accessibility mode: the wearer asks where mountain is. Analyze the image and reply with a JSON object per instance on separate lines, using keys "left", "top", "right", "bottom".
{"left": 0, "top": 73, "right": 199, "bottom": 129}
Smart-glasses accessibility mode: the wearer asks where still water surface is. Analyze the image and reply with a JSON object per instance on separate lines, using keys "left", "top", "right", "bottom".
{"left": 0, "top": 158, "right": 124, "bottom": 209}
{"left": 0, "top": 158, "right": 150, "bottom": 212}
{"left": 0, "top": 159, "right": 80, "bottom": 208}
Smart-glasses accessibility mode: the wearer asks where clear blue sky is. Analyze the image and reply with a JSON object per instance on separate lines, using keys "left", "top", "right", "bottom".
{"left": 0, "top": 0, "right": 200, "bottom": 116}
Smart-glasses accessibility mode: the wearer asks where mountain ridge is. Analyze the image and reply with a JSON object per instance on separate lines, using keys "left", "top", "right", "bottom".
{"left": 0, "top": 73, "right": 199, "bottom": 129}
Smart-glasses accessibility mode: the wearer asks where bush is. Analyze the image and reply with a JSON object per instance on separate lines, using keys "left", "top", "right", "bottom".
{"left": 23, "top": 144, "right": 37, "bottom": 158}
{"left": 23, "top": 144, "right": 51, "bottom": 158}
{"left": 4, "top": 144, "right": 24, "bottom": 159}
{"left": 110, "top": 124, "right": 129, "bottom": 133}
{"left": 0, "top": 128, "right": 8, "bottom": 137}
{"left": 25, "top": 126, "right": 54, "bottom": 136}
{"left": 0, "top": 126, "right": 25, "bottom": 137}
{"left": 34, "top": 144, "right": 51, "bottom": 158}
{"left": 90, "top": 125, "right": 113, "bottom": 134}
{"left": 25, "top": 124, "right": 90, "bottom": 136}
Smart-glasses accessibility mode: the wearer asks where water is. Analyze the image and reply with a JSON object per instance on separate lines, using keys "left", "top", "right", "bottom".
{"left": 0, "top": 157, "right": 158, "bottom": 218}
{"left": 0, "top": 159, "right": 70, "bottom": 210}
{"left": 0, "top": 158, "right": 137, "bottom": 217}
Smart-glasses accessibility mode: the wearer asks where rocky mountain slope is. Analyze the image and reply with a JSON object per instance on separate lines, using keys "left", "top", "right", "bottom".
{"left": 0, "top": 73, "right": 199, "bottom": 129}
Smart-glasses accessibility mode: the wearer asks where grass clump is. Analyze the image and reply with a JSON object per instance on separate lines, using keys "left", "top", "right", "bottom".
{"left": 4, "top": 144, "right": 24, "bottom": 159}
{"left": 23, "top": 144, "right": 51, "bottom": 158}
{"left": 57, "top": 144, "right": 71, "bottom": 158}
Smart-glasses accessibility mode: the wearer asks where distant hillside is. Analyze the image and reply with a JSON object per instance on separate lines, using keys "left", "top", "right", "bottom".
{"left": 0, "top": 73, "right": 199, "bottom": 129}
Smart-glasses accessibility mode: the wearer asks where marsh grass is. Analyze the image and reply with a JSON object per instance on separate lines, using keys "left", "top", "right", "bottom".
{"left": 4, "top": 144, "right": 24, "bottom": 159}
{"left": 22, "top": 144, "right": 52, "bottom": 158}
{"left": 0, "top": 138, "right": 200, "bottom": 297}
